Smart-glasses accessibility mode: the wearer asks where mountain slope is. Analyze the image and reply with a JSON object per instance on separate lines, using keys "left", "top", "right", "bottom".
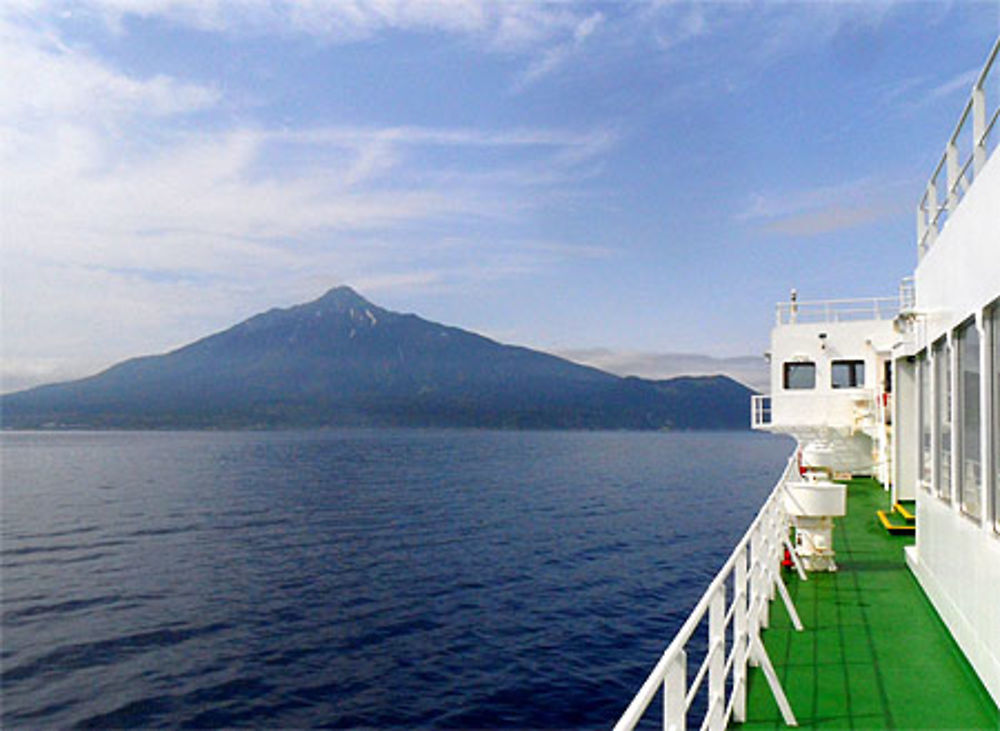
{"left": 1, "top": 287, "right": 752, "bottom": 430}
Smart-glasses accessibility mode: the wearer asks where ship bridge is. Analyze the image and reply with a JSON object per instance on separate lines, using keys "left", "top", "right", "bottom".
{"left": 751, "top": 291, "right": 908, "bottom": 484}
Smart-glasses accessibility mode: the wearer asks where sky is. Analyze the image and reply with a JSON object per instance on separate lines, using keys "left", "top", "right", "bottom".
{"left": 2, "top": 1, "right": 998, "bottom": 393}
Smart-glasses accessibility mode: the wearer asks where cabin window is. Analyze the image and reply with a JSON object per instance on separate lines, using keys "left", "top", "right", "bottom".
{"left": 957, "top": 318, "right": 981, "bottom": 520}
{"left": 919, "top": 351, "right": 932, "bottom": 492}
{"left": 934, "top": 337, "right": 952, "bottom": 502}
{"left": 831, "top": 360, "right": 865, "bottom": 389}
{"left": 784, "top": 362, "right": 815, "bottom": 390}
{"left": 990, "top": 301, "right": 1000, "bottom": 533}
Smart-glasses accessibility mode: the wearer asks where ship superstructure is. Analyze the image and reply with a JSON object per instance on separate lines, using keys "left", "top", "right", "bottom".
{"left": 893, "top": 35, "right": 1000, "bottom": 703}
{"left": 752, "top": 293, "right": 901, "bottom": 484}
{"left": 617, "top": 37, "right": 1000, "bottom": 729}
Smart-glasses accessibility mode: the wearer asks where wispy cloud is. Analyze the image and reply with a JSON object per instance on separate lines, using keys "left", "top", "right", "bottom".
{"left": 739, "top": 175, "right": 914, "bottom": 238}
{"left": 926, "top": 67, "right": 980, "bottom": 101}
{"left": 513, "top": 10, "right": 604, "bottom": 90}
{"left": 13, "top": 0, "right": 618, "bottom": 103}
{"left": 557, "top": 347, "right": 769, "bottom": 391}
{"left": 0, "top": 16, "right": 218, "bottom": 123}
{"left": 758, "top": 203, "right": 895, "bottom": 238}
{"left": 27, "top": 0, "right": 596, "bottom": 51}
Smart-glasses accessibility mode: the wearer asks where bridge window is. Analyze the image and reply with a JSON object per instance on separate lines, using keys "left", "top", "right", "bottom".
{"left": 831, "top": 360, "right": 865, "bottom": 389}
{"left": 783, "top": 362, "right": 815, "bottom": 390}
{"left": 957, "top": 318, "right": 981, "bottom": 521}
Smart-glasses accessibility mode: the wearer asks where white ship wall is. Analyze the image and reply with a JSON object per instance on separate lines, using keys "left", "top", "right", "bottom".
{"left": 915, "top": 152, "right": 1000, "bottom": 331}
{"left": 905, "top": 149, "right": 1000, "bottom": 706}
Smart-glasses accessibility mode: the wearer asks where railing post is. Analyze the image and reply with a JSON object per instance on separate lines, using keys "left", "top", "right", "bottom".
{"left": 946, "top": 141, "right": 960, "bottom": 212}
{"left": 764, "top": 507, "right": 777, "bottom": 602}
{"left": 972, "top": 86, "right": 987, "bottom": 175}
{"left": 917, "top": 203, "right": 927, "bottom": 256}
{"left": 664, "top": 650, "right": 687, "bottom": 731}
{"left": 708, "top": 586, "right": 726, "bottom": 730}
{"left": 751, "top": 527, "right": 769, "bottom": 630}
{"left": 926, "top": 180, "right": 938, "bottom": 245}
{"left": 733, "top": 547, "right": 748, "bottom": 723}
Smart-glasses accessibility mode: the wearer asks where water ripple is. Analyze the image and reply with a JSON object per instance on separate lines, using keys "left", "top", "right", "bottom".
{"left": 3, "top": 595, "right": 124, "bottom": 624}
{"left": 2, "top": 623, "right": 230, "bottom": 684}
{"left": 0, "top": 429, "right": 792, "bottom": 728}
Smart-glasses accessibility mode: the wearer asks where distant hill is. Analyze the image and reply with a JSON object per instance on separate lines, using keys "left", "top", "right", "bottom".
{"left": 0, "top": 287, "right": 753, "bottom": 430}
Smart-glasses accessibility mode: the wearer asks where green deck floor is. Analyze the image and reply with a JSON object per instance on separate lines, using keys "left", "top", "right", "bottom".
{"left": 739, "top": 478, "right": 998, "bottom": 730}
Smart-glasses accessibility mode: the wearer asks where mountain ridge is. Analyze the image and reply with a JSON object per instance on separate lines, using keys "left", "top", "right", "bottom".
{"left": 1, "top": 287, "right": 753, "bottom": 430}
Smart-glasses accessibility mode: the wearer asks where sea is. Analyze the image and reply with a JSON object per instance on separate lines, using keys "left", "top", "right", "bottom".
{"left": 1, "top": 429, "right": 792, "bottom": 729}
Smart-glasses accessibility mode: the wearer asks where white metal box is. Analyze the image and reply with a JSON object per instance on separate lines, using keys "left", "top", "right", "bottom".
{"left": 783, "top": 481, "right": 847, "bottom": 517}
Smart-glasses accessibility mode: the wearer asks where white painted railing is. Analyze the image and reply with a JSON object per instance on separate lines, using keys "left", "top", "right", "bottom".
{"left": 751, "top": 395, "right": 772, "bottom": 429}
{"left": 898, "top": 276, "right": 915, "bottom": 312}
{"left": 775, "top": 296, "right": 899, "bottom": 325}
{"left": 615, "top": 454, "right": 806, "bottom": 731}
{"left": 917, "top": 38, "right": 1000, "bottom": 258}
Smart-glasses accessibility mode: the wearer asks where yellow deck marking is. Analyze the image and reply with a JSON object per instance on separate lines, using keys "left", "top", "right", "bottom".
{"left": 893, "top": 502, "right": 915, "bottom": 521}
{"left": 877, "top": 510, "right": 915, "bottom": 534}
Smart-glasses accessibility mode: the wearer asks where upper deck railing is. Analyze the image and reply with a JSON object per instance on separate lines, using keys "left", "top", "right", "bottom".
{"left": 775, "top": 278, "right": 914, "bottom": 326}
{"left": 775, "top": 296, "right": 899, "bottom": 325}
{"left": 917, "top": 38, "right": 1000, "bottom": 258}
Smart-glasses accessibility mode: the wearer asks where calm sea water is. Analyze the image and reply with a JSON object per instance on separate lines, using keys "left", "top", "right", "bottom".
{"left": 1, "top": 429, "right": 791, "bottom": 729}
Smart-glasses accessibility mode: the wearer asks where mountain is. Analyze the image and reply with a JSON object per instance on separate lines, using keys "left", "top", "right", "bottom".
{"left": 0, "top": 287, "right": 753, "bottom": 430}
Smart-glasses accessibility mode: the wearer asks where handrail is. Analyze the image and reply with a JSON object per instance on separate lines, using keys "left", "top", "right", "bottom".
{"left": 899, "top": 276, "right": 916, "bottom": 311}
{"left": 917, "top": 37, "right": 1000, "bottom": 257}
{"left": 614, "top": 454, "right": 802, "bottom": 730}
{"left": 774, "top": 296, "right": 899, "bottom": 324}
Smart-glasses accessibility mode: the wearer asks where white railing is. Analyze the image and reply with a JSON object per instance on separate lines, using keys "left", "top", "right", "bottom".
{"left": 898, "top": 276, "right": 916, "bottom": 312}
{"left": 615, "top": 454, "right": 806, "bottom": 731}
{"left": 917, "top": 38, "right": 1000, "bottom": 258}
{"left": 775, "top": 296, "right": 900, "bottom": 325}
{"left": 751, "top": 395, "right": 772, "bottom": 428}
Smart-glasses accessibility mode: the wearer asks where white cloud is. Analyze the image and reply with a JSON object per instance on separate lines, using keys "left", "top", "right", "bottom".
{"left": 0, "top": 9, "right": 623, "bottom": 391}
{"left": 0, "top": 17, "right": 218, "bottom": 123}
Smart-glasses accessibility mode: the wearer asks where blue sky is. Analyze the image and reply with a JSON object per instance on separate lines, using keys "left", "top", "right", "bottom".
{"left": 2, "top": 1, "right": 998, "bottom": 392}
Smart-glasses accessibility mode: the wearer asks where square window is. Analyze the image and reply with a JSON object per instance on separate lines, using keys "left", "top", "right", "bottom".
{"left": 784, "top": 362, "right": 815, "bottom": 389}
{"left": 832, "top": 360, "right": 865, "bottom": 389}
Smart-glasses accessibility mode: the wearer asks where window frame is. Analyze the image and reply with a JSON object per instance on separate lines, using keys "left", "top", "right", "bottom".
{"left": 918, "top": 350, "right": 932, "bottom": 493}
{"left": 831, "top": 359, "right": 865, "bottom": 389}
{"left": 783, "top": 361, "right": 816, "bottom": 390}
{"left": 989, "top": 300, "right": 1000, "bottom": 535}
{"left": 956, "top": 317, "right": 982, "bottom": 522}
{"left": 933, "top": 336, "right": 952, "bottom": 503}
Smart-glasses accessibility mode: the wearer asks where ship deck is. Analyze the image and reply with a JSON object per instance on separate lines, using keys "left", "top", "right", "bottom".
{"left": 740, "top": 478, "right": 998, "bottom": 729}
